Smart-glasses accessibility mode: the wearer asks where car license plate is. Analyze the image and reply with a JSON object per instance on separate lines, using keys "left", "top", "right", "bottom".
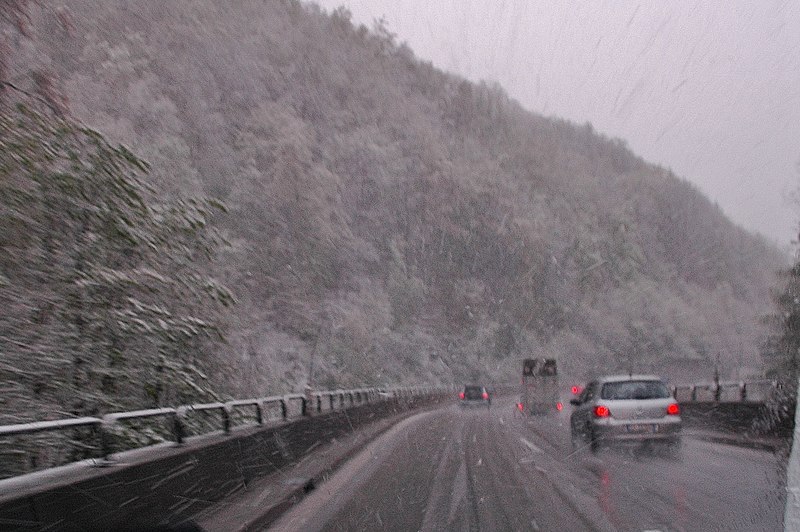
{"left": 626, "top": 424, "right": 654, "bottom": 433}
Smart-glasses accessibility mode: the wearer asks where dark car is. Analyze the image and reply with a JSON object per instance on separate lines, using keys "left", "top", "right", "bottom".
{"left": 570, "top": 375, "right": 681, "bottom": 454}
{"left": 459, "top": 384, "right": 491, "bottom": 408}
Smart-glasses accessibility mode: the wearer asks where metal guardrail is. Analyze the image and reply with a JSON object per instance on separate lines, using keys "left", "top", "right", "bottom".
{"left": 672, "top": 379, "right": 777, "bottom": 403}
{"left": 0, "top": 417, "right": 103, "bottom": 438}
{"left": 1, "top": 379, "right": 768, "bottom": 476}
{"left": 0, "top": 385, "right": 453, "bottom": 473}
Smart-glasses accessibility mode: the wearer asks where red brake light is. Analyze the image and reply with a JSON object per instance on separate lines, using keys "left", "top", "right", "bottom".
{"left": 667, "top": 403, "right": 680, "bottom": 415}
{"left": 482, "top": 392, "right": 489, "bottom": 400}
{"left": 593, "top": 405, "right": 610, "bottom": 418}
{"left": 556, "top": 402, "right": 563, "bottom": 411}
{"left": 459, "top": 392, "right": 465, "bottom": 400}
{"left": 517, "top": 402, "right": 524, "bottom": 411}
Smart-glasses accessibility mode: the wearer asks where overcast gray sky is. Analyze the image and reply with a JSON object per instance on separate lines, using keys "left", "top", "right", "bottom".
{"left": 315, "top": 0, "right": 800, "bottom": 246}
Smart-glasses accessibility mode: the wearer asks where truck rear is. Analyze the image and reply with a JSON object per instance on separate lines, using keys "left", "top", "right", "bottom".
{"left": 521, "top": 358, "right": 560, "bottom": 415}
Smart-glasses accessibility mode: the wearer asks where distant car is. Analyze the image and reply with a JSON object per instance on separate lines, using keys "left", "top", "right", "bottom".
{"left": 459, "top": 384, "right": 491, "bottom": 408}
{"left": 569, "top": 375, "right": 681, "bottom": 454}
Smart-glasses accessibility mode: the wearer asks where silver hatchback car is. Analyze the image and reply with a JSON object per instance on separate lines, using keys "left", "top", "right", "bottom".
{"left": 569, "top": 375, "right": 681, "bottom": 453}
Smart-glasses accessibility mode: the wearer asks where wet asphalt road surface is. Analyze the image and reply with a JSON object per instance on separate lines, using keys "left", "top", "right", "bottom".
{"left": 272, "top": 398, "right": 787, "bottom": 531}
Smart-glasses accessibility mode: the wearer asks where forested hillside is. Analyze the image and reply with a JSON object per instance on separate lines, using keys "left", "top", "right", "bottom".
{"left": 0, "top": 0, "right": 786, "bottom": 422}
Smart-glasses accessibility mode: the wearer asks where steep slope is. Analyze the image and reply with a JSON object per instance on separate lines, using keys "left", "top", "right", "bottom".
{"left": 8, "top": 0, "right": 786, "bottom": 395}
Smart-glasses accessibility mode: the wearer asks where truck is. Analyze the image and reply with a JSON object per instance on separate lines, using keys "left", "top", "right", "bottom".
{"left": 520, "top": 358, "right": 560, "bottom": 415}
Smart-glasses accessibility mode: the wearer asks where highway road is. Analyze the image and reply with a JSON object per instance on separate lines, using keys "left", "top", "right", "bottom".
{"left": 272, "top": 398, "right": 787, "bottom": 531}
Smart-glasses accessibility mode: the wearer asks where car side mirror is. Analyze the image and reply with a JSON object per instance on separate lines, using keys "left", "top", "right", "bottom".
{"left": 569, "top": 398, "right": 581, "bottom": 406}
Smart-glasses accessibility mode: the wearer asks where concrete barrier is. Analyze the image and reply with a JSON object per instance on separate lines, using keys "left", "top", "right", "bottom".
{"left": 680, "top": 401, "right": 794, "bottom": 437}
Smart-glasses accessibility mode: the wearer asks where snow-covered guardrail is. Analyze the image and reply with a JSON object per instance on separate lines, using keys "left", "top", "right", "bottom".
{"left": 0, "top": 385, "right": 453, "bottom": 476}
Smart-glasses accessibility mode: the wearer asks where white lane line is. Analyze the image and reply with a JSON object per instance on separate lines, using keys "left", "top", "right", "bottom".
{"left": 519, "top": 437, "right": 543, "bottom": 454}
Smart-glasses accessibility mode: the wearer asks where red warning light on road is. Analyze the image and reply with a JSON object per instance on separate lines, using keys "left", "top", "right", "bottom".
{"left": 571, "top": 385, "right": 583, "bottom": 395}
{"left": 556, "top": 402, "right": 563, "bottom": 411}
{"left": 516, "top": 402, "right": 524, "bottom": 412}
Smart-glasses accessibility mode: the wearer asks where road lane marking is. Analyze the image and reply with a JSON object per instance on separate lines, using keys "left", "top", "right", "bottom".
{"left": 520, "top": 437, "right": 544, "bottom": 453}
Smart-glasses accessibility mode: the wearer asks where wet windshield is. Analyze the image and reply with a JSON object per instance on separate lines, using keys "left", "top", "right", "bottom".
{"left": 0, "top": 1, "right": 798, "bottom": 531}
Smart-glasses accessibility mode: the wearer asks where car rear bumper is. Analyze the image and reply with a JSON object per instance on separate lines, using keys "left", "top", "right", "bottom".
{"left": 525, "top": 402, "right": 560, "bottom": 414}
{"left": 459, "top": 400, "right": 491, "bottom": 407}
{"left": 593, "top": 417, "right": 681, "bottom": 442}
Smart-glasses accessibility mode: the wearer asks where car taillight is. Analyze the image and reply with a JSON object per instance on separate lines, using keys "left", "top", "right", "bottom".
{"left": 556, "top": 402, "right": 563, "bottom": 411}
{"left": 459, "top": 392, "right": 465, "bottom": 400}
{"left": 571, "top": 385, "right": 583, "bottom": 395}
{"left": 517, "top": 402, "right": 524, "bottom": 412}
{"left": 482, "top": 392, "right": 489, "bottom": 400}
{"left": 593, "top": 405, "right": 611, "bottom": 418}
{"left": 667, "top": 403, "right": 680, "bottom": 415}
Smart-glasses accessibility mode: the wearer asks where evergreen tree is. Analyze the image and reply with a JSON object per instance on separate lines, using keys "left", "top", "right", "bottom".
{"left": 0, "top": 97, "right": 233, "bottom": 426}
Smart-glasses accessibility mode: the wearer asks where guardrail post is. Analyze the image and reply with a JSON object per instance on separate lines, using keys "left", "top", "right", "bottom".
{"left": 173, "top": 408, "right": 186, "bottom": 444}
{"left": 85, "top": 421, "right": 103, "bottom": 463}
{"left": 256, "top": 401, "right": 264, "bottom": 425}
{"left": 740, "top": 382, "right": 748, "bottom": 401}
{"left": 714, "top": 383, "right": 721, "bottom": 402}
{"left": 221, "top": 404, "right": 231, "bottom": 433}
{"left": 690, "top": 386, "right": 697, "bottom": 401}
{"left": 316, "top": 395, "right": 322, "bottom": 413}
{"left": 280, "top": 398, "right": 288, "bottom": 420}
{"left": 301, "top": 397, "right": 308, "bottom": 417}
{"left": 329, "top": 394, "right": 335, "bottom": 410}
{"left": 98, "top": 416, "right": 116, "bottom": 465}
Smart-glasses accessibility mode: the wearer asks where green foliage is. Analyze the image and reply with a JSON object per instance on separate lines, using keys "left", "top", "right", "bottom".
{"left": 0, "top": 100, "right": 231, "bottom": 422}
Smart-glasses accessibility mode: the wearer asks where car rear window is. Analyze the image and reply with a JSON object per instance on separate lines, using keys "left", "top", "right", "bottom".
{"left": 464, "top": 386, "right": 484, "bottom": 399}
{"left": 600, "top": 380, "right": 671, "bottom": 400}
